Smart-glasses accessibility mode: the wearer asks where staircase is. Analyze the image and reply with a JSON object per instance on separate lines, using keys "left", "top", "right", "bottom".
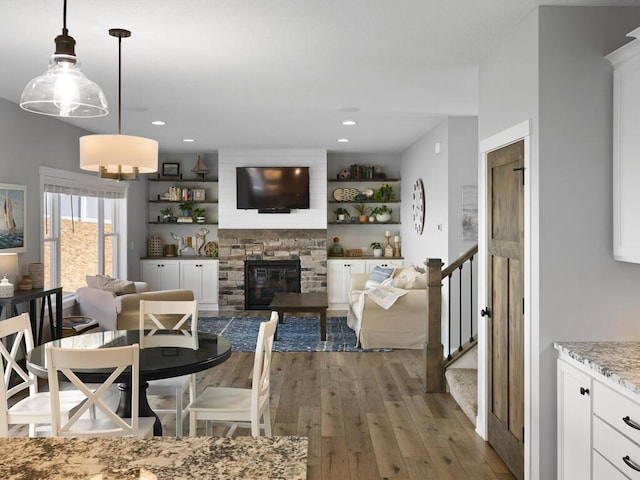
{"left": 424, "top": 245, "right": 478, "bottom": 426}
{"left": 444, "top": 345, "right": 478, "bottom": 425}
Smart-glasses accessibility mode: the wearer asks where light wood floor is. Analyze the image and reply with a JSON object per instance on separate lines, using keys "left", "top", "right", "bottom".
{"left": 184, "top": 349, "right": 515, "bottom": 480}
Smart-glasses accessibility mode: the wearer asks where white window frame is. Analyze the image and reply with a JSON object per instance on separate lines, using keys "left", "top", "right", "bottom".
{"left": 40, "top": 167, "right": 128, "bottom": 298}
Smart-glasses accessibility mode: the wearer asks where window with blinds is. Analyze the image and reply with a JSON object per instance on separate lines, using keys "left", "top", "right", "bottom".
{"left": 40, "top": 167, "right": 128, "bottom": 295}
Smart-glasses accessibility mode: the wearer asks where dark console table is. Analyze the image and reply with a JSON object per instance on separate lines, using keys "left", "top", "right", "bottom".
{"left": 0, "top": 286, "right": 62, "bottom": 344}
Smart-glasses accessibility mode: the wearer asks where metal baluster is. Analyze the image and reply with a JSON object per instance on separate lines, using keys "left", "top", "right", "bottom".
{"left": 458, "top": 264, "right": 463, "bottom": 351}
{"left": 469, "top": 255, "right": 474, "bottom": 342}
{"left": 447, "top": 273, "right": 452, "bottom": 360}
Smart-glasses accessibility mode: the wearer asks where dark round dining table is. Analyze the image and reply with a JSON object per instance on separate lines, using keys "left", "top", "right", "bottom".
{"left": 27, "top": 329, "right": 232, "bottom": 436}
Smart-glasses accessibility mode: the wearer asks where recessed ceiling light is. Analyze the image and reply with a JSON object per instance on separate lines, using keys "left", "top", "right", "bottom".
{"left": 337, "top": 138, "right": 349, "bottom": 143}
{"left": 151, "top": 120, "right": 166, "bottom": 126}
{"left": 342, "top": 120, "right": 357, "bottom": 126}
{"left": 182, "top": 138, "right": 195, "bottom": 143}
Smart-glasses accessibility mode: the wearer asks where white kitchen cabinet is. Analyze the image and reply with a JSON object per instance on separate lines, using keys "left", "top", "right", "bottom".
{"left": 180, "top": 260, "right": 218, "bottom": 309}
{"left": 141, "top": 259, "right": 180, "bottom": 291}
{"left": 557, "top": 350, "right": 640, "bottom": 479}
{"left": 593, "top": 450, "right": 628, "bottom": 480}
{"left": 327, "top": 259, "right": 365, "bottom": 308}
{"left": 557, "top": 358, "right": 592, "bottom": 480}
{"left": 607, "top": 27, "right": 640, "bottom": 263}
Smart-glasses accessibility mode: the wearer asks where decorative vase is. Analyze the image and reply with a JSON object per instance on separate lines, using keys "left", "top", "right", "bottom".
{"left": 19, "top": 275, "right": 33, "bottom": 291}
{"left": 196, "top": 216, "right": 206, "bottom": 223}
{"left": 375, "top": 212, "right": 392, "bottom": 223}
{"left": 373, "top": 249, "right": 383, "bottom": 257}
{"left": 358, "top": 214, "right": 368, "bottom": 223}
{"left": 368, "top": 216, "right": 376, "bottom": 223}
{"left": 28, "top": 263, "right": 44, "bottom": 288}
{"left": 163, "top": 244, "right": 178, "bottom": 257}
{"left": 0, "top": 277, "right": 13, "bottom": 298}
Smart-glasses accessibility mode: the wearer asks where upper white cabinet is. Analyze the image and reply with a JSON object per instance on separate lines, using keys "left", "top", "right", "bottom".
{"left": 607, "top": 27, "right": 640, "bottom": 263}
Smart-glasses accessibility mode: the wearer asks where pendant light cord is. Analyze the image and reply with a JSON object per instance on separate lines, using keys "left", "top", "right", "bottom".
{"left": 109, "top": 29, "right": 131, "bottom": 135}
{"left": 117, "top": 34, "right": 122, "bottom": 135}
{"left": 62, "top": 0, "right": 67, "bottom": 33}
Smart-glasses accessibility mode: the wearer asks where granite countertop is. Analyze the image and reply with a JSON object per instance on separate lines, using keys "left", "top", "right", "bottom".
{"left": 554, "top": 341, "right": 640, "bottom": 395}
{"left": 0, "top": 436, "right": 307, "bottom": 480}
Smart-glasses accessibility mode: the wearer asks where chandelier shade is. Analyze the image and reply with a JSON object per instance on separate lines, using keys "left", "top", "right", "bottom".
{"left": 19, "top": 1, "right": 108, "bottom": 118}
{"left": 79, "top": 28, "right": 157, "bottom": 181}
{"left": 79, "top": 134, "right": 159, "bottom": 175}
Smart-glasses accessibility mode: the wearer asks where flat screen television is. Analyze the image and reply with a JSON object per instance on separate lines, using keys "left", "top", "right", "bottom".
{"left": 236, "top": 166, "right": 310, "bottom": 211}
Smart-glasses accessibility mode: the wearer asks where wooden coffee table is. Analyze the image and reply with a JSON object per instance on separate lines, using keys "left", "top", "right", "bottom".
{"left": 269, "top": 292, "right": 329, "bottom": 341}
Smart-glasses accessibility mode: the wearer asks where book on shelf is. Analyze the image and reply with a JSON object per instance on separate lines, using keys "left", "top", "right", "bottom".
{"left": 177, "top": 217, "right": 193, "bottom": 223}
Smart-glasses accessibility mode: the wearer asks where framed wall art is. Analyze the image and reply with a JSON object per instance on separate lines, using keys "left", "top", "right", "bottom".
{"left": 193, "top": 189, "right": 206, "bottom": 201}
{"left": 162, "top": 162, "right": 180, "bottom": 177}
{"left": 0, "top": 183, "right": 26, "bottom": 253}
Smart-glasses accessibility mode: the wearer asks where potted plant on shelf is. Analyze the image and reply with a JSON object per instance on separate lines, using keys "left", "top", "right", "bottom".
{"left": 354, "top": 204, "right": 369, "bottom": 223}
{"left": 370, "top": 242, "right": 383, "bottom": 257}
{"left": 371, "top": 204, "right": 392, "bottom": 223}
{"left": 333, "top": 207, "right": 350, "bottom": 222}
{"left": 177, "top": 201, "right": 193, "bottom": 217}
{"left": 160, "top": 206, "right": 174, "bottom": 223}
{"left": 193, "top": 207, "right": 206, "bottom": 223}
{"left": 374, "top": 183, "right": 394, "bottom": 202}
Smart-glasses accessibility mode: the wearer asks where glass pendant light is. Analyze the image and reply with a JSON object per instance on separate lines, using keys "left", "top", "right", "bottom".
{"left": 20, "top": 0, "right": 108, "bottom": 118}
{"left": 79, "top": 28, "right": 158, "bottom": 181}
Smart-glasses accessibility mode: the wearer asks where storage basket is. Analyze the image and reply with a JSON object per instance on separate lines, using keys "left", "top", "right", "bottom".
{"left": 346, "top": 249, "right": 362, "bottom": 257}
{"left": 148, "top": 234, "right": 163, "bottom": 257}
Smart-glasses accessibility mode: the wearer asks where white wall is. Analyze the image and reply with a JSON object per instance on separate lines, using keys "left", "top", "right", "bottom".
{"left": 448, "top": 117, "right": 479, "bottom": 259}
{"left": 400, "top": 117, "right": 477, "bottom": 268}
{"left": 479, "top": 7, "right": 640, "bottom": 479}
{"left": 218, "top": 149, "right": 327, "bottom": 229}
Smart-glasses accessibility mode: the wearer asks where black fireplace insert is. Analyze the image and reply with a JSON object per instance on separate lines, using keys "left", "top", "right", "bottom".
{"left": 244, "top": 259, "right": 301, "bottom": 310}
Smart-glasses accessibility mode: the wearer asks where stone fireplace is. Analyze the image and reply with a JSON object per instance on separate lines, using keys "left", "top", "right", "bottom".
{"left": 217, "top": 229, "right": 327, "bottom": 310}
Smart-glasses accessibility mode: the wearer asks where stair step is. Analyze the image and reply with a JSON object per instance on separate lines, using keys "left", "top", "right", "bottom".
{"left": 445, "top": 368, "right": 477, "bottom": 425}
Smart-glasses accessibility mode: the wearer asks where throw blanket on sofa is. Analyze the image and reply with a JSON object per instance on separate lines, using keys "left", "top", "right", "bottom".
{"left": 365, "top": 285, "right": 409, "bottom": 310}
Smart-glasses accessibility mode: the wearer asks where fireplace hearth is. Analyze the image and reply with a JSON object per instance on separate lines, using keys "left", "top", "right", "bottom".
{"left": 244, "top": 259, "right": 301, "bottom": 310}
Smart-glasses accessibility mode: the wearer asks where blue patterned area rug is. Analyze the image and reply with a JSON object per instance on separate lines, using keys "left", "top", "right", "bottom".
{"left": 197, "top": 315, "right": 391, "bottom": 352}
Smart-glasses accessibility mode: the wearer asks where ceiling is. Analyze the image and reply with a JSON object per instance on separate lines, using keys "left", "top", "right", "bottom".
{"left": 2, "top": 0, "right": 638, "bottom": 155}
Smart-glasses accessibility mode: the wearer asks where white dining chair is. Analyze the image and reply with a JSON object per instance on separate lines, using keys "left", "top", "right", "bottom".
{"left": 189, "top": 311, "right": 278, "bottom": 437}
{"left": 139, "top": 299, "right": 199, "bottom": 436}
{"left": 46, "top": 343, "right": 155, "bottom": 437}
{"left": 0, "top": 313, "right": 88, "bottom": 437}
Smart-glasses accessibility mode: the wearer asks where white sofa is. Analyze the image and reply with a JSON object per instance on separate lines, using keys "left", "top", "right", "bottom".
{"left": 74, "top": 280, "right": 194, "bottom": 331}
{"left": 347, "top": 268, "right": 427, "bottom": 349}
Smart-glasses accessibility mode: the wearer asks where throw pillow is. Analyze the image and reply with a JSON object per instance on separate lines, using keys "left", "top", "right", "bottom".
{"left": 86, "top": 274, "right": 137, "bottom": 295}
{"left": 393, "top": 267, "right": 420, "bottom": 289}
{"left": 365, "top": 266, "right": 395, "bottom": 290}
{"left": 405, "top": 272, "right": 427, "bottom": 289}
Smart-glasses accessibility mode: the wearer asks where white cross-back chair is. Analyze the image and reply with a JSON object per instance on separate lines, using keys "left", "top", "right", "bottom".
{"left": 139, "top": 299, "right": 199, "bottom": 436}
{"left": 189, "top": 311, "right": 278, "bottom": 437}
{"left": 46, "top": 343, "right": 155, "bottom": 437}
{"left": 0, "top": 313, "right": 88, "bottom": 437}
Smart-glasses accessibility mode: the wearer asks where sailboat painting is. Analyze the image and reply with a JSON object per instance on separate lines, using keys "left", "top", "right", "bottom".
{"left": 0, "top": 184, "right": 25, "bottom": 253}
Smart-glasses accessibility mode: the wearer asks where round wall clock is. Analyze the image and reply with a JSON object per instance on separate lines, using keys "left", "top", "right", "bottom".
{"left": 413, "top": 178, "right": 425, "bottom": 234}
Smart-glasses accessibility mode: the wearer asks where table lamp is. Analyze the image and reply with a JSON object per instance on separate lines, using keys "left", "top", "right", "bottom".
{"left": 0, "top": 253, "right": 18, "bottom": 298}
